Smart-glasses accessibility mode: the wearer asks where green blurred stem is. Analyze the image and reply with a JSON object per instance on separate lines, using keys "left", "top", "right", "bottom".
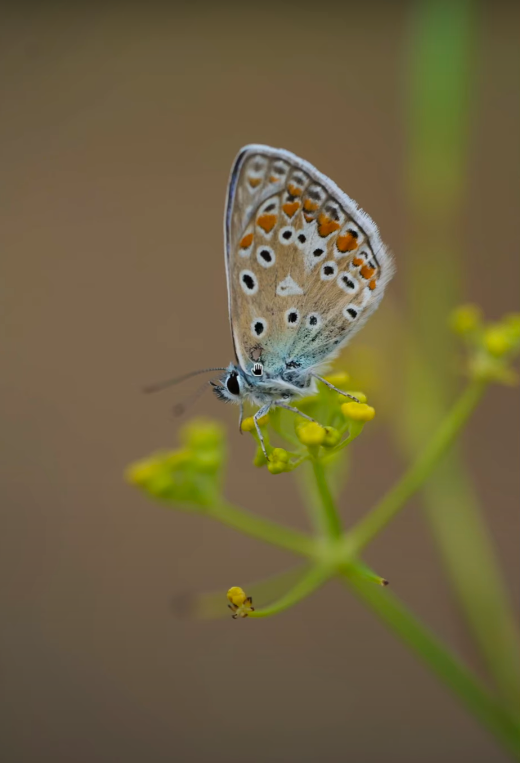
{"left": 342, "top": 571, "right": 520, "bottom": 760}
{"left": 249, "top": 563, "right": 331, "bottom": 618}
{"left": 207, "top": 500, "right": 316, "bottom": 558}
{"left": 423, "top": 458, "right": 520, "bottom": 715}
{"left": 311, "top": 458, "right": 343, "bottom": 539}
{"left": 346, "top": 378, "right": 487, "bottom": 554}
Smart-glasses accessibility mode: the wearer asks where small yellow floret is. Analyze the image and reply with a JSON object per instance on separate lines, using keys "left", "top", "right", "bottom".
{"left": 268, "top": 460, "right": 287, "bottom": 474}
{"left": 125, "top": 459, "right": 159, "bottom": 486}
{"left": 484, "top": 326, "right": 513, "bottom": 357}
{"left": 271, "top": 448, "right": 290, "bottom": 463}
{"left": 341, "top": 402, "right": 376, "bottom": 422}
{"left": 450, "top": 304, "right": 482, "bottom": 335}
{"left": 227, "top": 587, "right": 247, "bottom": 607}
{"left": 241, "top": 413, "right": 270, "bottom": 432}
{"left": 191, "top": 450, "right": 222, "bottom": 473}
{"left": 181, "top": 418, "right": 223, "bottom": 449}
{"left": 165, "top": 449, "right": 191, "bottom": 468}
{"left": 323, "top": 426, "right": 341, "bottom": 448}
{"left": 297, "top": 421, "right": 326, "bottom": 446}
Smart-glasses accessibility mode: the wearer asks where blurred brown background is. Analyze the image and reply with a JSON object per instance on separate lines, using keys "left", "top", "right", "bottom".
{"left": 1, "top": 2, "right": 519, "bottom": 762}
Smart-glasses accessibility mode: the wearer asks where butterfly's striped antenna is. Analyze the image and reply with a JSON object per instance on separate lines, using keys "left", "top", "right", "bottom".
{"left": 142, "top": 368, "right": 227, "bottom": 394}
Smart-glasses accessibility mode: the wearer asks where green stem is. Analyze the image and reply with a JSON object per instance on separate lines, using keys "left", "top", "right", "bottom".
{"left": 422, "top": 458, "right": 520, "bottom": 714}
{"left": 207, "top": 500, "right": 316, "bottom": 558}
{"left": 311, "top": 458, "right": 343, "bottom": 539}
{"left": 249, "top": 564, "right": 331, "bottom": 618}
{"left": 346, "top": 378, "right": 487, "bottom": 554}
{"left": 342, "top": 572, "right": 520, "bottom": 760}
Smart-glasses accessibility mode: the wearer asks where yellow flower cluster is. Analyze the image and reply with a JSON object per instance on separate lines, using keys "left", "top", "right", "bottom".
{"left": 450, "top": 306, "right": 520, "bottom": 384}
{"left": 126, "top": 419, "right": 225, "bottom": 506}
{"left": 238, "top": 372, "right": 377, "bottom": 468}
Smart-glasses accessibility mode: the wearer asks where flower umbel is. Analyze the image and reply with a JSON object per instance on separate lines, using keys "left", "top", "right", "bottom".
{"left": 126, "top": 418, "right": 225, "bottom": 506}
{"left": 450, "top": 307, "right": 520, "bottom": 386}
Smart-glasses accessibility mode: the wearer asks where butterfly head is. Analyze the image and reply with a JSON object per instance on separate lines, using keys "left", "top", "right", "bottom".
{"left": 211, "top": 363, "right": 249, "bottom": 404}
{"left": 211, "top": 360, "right": 310, "bottom": 408}
{"left": 212, "top": 361, "right": 266, "bottom": 402}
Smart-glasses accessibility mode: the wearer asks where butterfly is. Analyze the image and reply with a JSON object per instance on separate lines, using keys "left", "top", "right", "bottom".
{"left": 147, "top": 145, "right": 394, "bottom": 457}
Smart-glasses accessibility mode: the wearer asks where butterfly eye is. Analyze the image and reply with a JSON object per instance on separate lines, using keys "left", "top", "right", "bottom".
{"left": 226, "top": 372, "right": 240, "bottom": 396}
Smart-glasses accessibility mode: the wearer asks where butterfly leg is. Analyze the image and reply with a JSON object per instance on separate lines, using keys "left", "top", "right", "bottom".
{"left": 254, "top": 404, "right": 271, "bottom": 460}
{"left": 238, "top": 402, "right": 244, "bottom": 435}
{"left": 275, "top": 401, "right": 319, "bottom": 424}
{"left": 311, "top": 374, "right": 359, "bottom": 403}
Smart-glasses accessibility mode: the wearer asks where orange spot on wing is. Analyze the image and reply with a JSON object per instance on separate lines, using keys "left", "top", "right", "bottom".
{"left": 352, "top": 256, "right": 364, "bottom": 266}
{"left": 282, "top": 201, "right": 300, "bottom": 217}
{"left": 303, "top": 199, "right": 319, "bottom": 212}
{"left": 360, "top": 264, "right": 376, "bottom": 280}
{"left": 257, "top": 214, "right": 277, "bottom": 233}
{"left": 269, "top": 175, "right": 280, "bottom": 183}
{"left": 239, "top": 233, "right": 254, "bottom": 249}
{"left": 287, "top": 183, "right": 303, "bottom": 197}
{"left": 248, "top": 177, "right": 262, "bottom": 188}
{"left": 369, "top": 279, "right": 377, "bottom": 290}
{"left": 317, "top": 213, "right": 340, "bottom": 237}
{"left": 303, "top": 213, "right": 315, "bottom": 222}
{"left": 337, "top": 233, "right": 358, "bottom": 252}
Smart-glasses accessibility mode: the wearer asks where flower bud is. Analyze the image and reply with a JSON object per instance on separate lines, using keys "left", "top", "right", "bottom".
{"left": 450, "top": 304, "right": 482, "bottom": 335}
{"left": 267, "top": 460, "right": 287, "bottom": 475}
{"left": 296, "top": 422, "right": 326, "bottom": 446}
{"left": 483, "top": 325, "right": 513, "bottom": 357}
{"left": 180, "top": 418, "right": 224, "bottom": 449}
{"left": 322, "top": 426, "right": 341, "bottom": 448}
{"left": 125, "top": 457, "right": 162, "bottom": 487}
{"left": 341, "top": 402, "right": 376, "bottom": 422}
{"left": 271, "top": 447, "right": 290, "bottom": 463}
{"left": 241, "top": 413, "right": 270, "bottom": 432}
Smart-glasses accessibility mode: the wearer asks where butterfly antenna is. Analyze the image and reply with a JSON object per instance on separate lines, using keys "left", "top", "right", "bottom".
{"left": 142, "top": 367, "right": 227, "bottom": 394}
{"left": 171, "top": 378, "right": 216, "bottom": 418}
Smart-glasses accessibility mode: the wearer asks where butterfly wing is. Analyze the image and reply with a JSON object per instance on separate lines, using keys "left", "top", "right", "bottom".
{"left": 224, "top": 145, "right": 394, "bottom": 378}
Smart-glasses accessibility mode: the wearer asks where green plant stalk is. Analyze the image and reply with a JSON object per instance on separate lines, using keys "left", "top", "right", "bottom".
{"left": 249, "top": 564, "right": 331, "bottom": 618}
{"left": 346, "top": 378, "right": 487, "bottom": 555}
{"left": 207, "top": 500, "right": 316, "bottom": 558}
{"left": 404, "top": 0, "right": 520, "bottom": 713}
{"left": 308, "top": 438, "right": 520, "bottom": 756}
{"left": 311, "top": 457, "right": 343, "bottom": 539}
{"left": 343, "top": 571, "right": 520, "bottom": 761}
{"left": 423, "top": 457, "right": 520, "bottom": 714}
